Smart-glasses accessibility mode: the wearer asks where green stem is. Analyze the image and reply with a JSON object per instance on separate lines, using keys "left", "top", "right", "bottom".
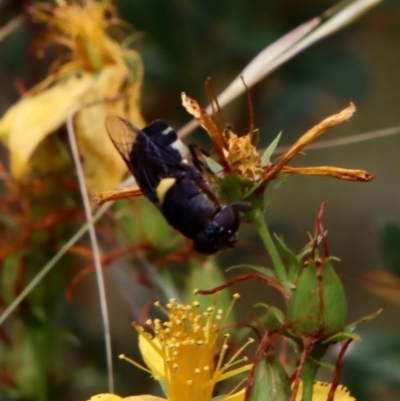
{"left": 253, "top": 208, "right": 288, "bottom": 286}
{"left": 300, "top": 344, "right": 329, "bottom": 401}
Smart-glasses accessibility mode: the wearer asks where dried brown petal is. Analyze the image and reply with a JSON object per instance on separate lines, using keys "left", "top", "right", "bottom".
{"left": 362, "top": 270, "right": 400, "bottom": 307}
{"left": 281, "top": 166, "right": 373, "bottom": 182}
{"left": 93, "top": 186, "right": 142, "bottom": 204}
{"left": 265, "top": 103, "right": 356, "bottom": 181}
{"left": 181, "top": 92, "right": 229, "bottom": 170}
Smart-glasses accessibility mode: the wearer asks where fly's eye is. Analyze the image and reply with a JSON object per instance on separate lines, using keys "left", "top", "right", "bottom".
{"left": 193, "top": 207, "right": 241, "bottom": 254}
{"left": 193, "top": 221, "right": 221, "bottom": 254}
{"left": 193, "top": 203, "right": 250, "bottom": 254}
{"left": 213, "top": 206, "right": 239, "bottom": 233}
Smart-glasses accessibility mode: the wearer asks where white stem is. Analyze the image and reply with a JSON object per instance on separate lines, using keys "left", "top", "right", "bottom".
{"left": 66, "top": 106, "right": 114, "bottom": 393}
{"left": 178, "top": 0, "right": 382, "bottom": 138}
{"left": 274, "top": 125, "right": 400, "bottom": 154}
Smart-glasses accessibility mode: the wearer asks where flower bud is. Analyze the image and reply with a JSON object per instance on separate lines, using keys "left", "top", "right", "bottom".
{"left": 287, "top": 258, "right": 347, "bottom": 336}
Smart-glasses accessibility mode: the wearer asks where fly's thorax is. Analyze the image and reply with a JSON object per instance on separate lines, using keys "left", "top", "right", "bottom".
{"left": 143, "top": 119, "right": 190, "bottom": 162}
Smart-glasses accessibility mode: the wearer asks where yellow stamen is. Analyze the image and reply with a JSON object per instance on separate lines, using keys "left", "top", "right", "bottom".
{"left": 118, "top": 354, "right": 153, "bottom": 376}
{"left": 127, "top": 295, "right": 252, "bottom": 401}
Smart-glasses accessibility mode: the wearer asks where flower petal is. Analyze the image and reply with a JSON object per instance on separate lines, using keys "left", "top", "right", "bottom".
{"left": 74, "top": 64, "right": 145, "bottom": 192}
{"left": 86, "top": 394, "right": 166, "bottom": 401}
{"left": 87, "top": 394, "right": 123, "bottom": 401}
{"left": 296, "top": 381, "right": 356, "bottom": 401}
{"left": 219, "top": 388, "right": 246, "bottom": 401}
{"left": 124, "top": 396, "right": 166, "bottom": 401}
{"left": 0, "top": 73, "right": 94, "bottom": 179}
{"left": 282, "top": 166, "right": 373, "bottom": 182}
{"left": 138, "top": 333, "right": 165, "bottom": 378}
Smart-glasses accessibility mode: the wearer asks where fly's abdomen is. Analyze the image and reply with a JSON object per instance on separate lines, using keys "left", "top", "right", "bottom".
{"left": 161, "top": 178, "right": 218, "bottom": 239}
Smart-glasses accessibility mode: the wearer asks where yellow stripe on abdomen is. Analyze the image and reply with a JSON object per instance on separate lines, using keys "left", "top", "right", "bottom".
{"left": 156, "top": 178, "right": 176, "bottom": 203}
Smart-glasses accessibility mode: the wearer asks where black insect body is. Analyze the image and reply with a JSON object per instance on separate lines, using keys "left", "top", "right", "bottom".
{"left": 105, "top": 116, "right": 249, "bottom": 254}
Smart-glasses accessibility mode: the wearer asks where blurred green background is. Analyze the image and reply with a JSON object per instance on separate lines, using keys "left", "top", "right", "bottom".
{"left": 1, "top": 0, "right": 400, "bottom": 400}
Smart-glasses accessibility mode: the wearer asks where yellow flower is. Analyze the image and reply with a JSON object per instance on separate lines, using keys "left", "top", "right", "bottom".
{"left": 88, "top": 382, "right": 356, "bottom": 401}
{"left": 121, "top": 295, "right": 253, "bottom": 401}
{"left": 295, "top": 381, "right": 356, "bottom": 401}
{"left": 87, "top": 297, "right": 355, "bottom": 401}
{"left": 87, "top": 395, "right": 165, "bottom": 401}
{"left": 0, "top": 0, "right": 144, "bottom": 192}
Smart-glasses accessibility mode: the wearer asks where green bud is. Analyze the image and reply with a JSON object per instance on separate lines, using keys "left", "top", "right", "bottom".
{"left": 287, "top": 258, "right": 347, "bottom": 336}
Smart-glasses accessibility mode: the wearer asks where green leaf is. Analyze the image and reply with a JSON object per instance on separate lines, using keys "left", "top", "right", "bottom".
{"left": 263, "top": 305, "right": 285, "bottom": 331}
{"left": 248, "top": 355, "right": 290, "bottom": 401}
{"left": 378, "top": 221, "right": 400, "bottom": 278}
{"left": 263, "top": 173, "right": 288, "bottom": 207}
{"left": 324, "top": 331, "right": 361, "bottom": 344}
{"left": 14, "top": 308, "right": 66, "bottom": 400}
{"left": 2, "top": 250, "right": 28, "bottom": 303}
{"left": 205, "top": 156, "right": 224, "bottom": 175}
{"left": 155, "top": 266, "right": 182, "bottom": 302}
{"left": 185, "top": 259, "right": 235, "bottom": 323}
{"left": 274, "top": 234, "right": 301, "bottom": 280}
{"left": 218, "top": 173, "right": 252, "bottom": 202}
{"left": 226, "top": 264, "right": 277, "bottom": 279}
{"left": 261, "top": 131, "right": 282, "bottom": 166}
{"left": 243, "top": 179, "right": 264, "bottom": 198}
{"left": 116, "top": 197, "right": 179, "bottom": 251}
{"left": 344, "top": 306, "right": 384, "bottom": 333}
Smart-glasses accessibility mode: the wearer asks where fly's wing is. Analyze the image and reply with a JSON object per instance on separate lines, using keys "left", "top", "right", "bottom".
{"left": 105, "top": 116, "right": 187, "bottom": 203}
{"left": 105, "top": 115, "right": 137, "bottom": 166}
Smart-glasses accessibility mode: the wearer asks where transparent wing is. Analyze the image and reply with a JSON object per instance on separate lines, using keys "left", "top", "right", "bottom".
{"left": 105, "top": 115, "right": 139, "bottom": 164}
{"left": 106, "top": 115, "right": 187, "bottom": 202}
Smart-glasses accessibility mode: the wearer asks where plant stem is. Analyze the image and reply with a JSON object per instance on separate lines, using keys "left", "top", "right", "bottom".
{"left": 253, "top": 209, "right": 288, "bottom": 286}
